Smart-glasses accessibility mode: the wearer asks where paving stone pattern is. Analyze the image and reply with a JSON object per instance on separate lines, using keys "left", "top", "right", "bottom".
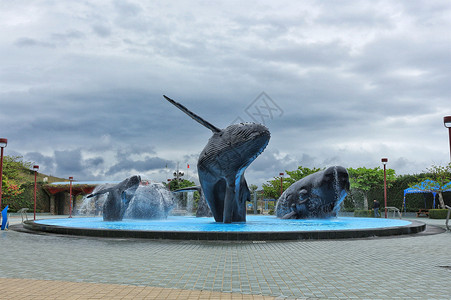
{"left": 1, "top": 222, "right": 451, "bottom": 299}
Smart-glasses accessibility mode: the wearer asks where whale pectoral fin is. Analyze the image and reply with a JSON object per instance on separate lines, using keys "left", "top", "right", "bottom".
{"left": 87, "top": 188, "right": 113, "bottom": 198}
{"left": 282, "top": 211, "right": 298, "bottom": 219}
{"left": 163, "top": 95, "right": 221, "bottom": 133}
{"left": 173, "top": 186, "right": 202, "bottom": 193}
{"left": 298, "top": 189, "right": 309, "bottom": 204}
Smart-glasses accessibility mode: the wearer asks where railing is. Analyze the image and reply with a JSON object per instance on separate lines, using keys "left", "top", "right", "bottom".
{"left": 446, "top": 205, "right": 451, "bottom": 231}
{"left": 385, "top": 206, "right": 402, "bottom": 219}
{"left": 18, "top": 208, "right": 29, "bottom": 223}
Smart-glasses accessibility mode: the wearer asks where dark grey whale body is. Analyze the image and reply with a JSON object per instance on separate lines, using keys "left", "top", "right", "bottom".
{"left": 275, "top": 166, "right": 350, "bottom": 219}
{"left": 87, "top": 175, "right": 141, "bottom": 221}
{"left": 163, "top": 95, "right": 270, "bottom": 223}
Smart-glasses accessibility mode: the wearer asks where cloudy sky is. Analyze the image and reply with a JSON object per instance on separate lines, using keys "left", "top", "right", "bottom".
{"left": 1, "top": 0, "right": 450, "bottom": 187}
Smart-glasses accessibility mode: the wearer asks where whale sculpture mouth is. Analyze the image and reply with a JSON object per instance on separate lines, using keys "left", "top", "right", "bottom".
{"left": 276, "top": 166, "right": 350, "bottom": 219}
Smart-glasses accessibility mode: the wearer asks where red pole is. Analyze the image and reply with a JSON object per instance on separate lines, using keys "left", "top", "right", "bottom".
{"left": 167, "top": 179, "right": 171, "bottom": 191}
{"left": 381, "top": 158, "right": 388, "bottom": 218}
{"left": 448, "top": 127, "right": 451, "bottom": 162}
{"left": 33, "top": 166, "right": 39, "bottom": 220}
{"left": 384, "top": 163, "right": 387, "bottom": 218}
{"left": 69, "top": 177, "right": 73, "bottom": 218}
{"left": 279, "top": 173, "right": 284, "bottom": 196}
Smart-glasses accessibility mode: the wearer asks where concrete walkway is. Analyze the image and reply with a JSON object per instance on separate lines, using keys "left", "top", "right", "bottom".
{"left": 1, "top": 214, "right": 450, "bottom": 299}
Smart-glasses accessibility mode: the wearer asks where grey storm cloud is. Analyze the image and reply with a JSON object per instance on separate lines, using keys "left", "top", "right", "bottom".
{"left": 1, "top": 0, "right": 451, "bottom": 186}
{"left": 107, "top": 157, "right": 172, "bottom": 176}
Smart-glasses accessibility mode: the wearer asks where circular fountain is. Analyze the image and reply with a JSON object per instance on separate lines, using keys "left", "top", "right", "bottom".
{"left": 24, "top": 215, "right": 424, "bottom": 240}
{"left": 23, "top": 181, "right": 425, "bottom": 241}
{"left": 19, "top": 96, "right": 426, "bottom": 240}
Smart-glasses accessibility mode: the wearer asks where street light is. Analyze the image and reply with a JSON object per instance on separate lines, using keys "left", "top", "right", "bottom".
{"left": 444, "top": 116, "right": 451, "bottom": 161}
{"left": 69, "top": 176, "right": 73, "bottom": 218}
{"left": 33, "top": 165, "right": 39, "bottom": 220}
{"left": 0, "top": 138, "right": 7, "bottom": 210}
{"left": 381, "top": 158, "right": 388, "bottom": 218}
{"left": 279, "top": 173, "right": 284, "bottom": 196}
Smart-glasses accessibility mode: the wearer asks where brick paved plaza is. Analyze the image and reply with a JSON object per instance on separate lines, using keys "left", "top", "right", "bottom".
{"left": 1, "top": 216, "right": 450, "bottom": 299}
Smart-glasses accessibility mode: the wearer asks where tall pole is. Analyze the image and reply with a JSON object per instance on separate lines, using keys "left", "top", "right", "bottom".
{"left": 382, "top": 158, "right": 388, "bottom": 218}
{"left": 449, "top": 128, "right": 451, "bottom": 161}
{"left": 33, "top": 165, "right": 39, "bottom": 220}
{"left": 444, "top": 116, "right": 451, "bottom": 161}
{"left": 69, "top": 177, "right": 73, "bottom": 218}
{"left": 0, "top": 138, "right": 8, "bottom": 210}
{"left": 279, "top": 173, "right": 284, "bottom": 196}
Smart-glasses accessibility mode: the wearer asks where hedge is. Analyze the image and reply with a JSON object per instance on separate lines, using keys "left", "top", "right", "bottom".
{"left": 354, "top": 210, "right": 374, "bottom": 217}
{"left": 429, "top": 209, "right": 449, "bottom": 219}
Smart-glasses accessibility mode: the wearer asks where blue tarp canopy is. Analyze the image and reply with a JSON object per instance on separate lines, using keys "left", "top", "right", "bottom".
{"left": 403, "top": 180, "right": 451, "bottom": 211}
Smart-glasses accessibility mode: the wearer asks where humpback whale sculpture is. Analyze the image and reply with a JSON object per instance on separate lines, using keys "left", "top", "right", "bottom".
{"left": 163, "top": 95, "right": 270, "bottom": 223}
{"left": 275, "top": 166, "right": 350, "bottom": 219}
{"left": 87, "top": 175, "right": 141, "bottom": 221}
{"left": 174, "top": 186, "right": 212, "bottom": 217}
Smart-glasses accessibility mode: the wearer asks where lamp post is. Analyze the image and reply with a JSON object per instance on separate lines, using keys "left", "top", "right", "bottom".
{"left": 33, "top": 165, "right": 39, "bottom": 220}
{"left": 279, "top": 173, "right": 284, "bottom": 196}
{"left": 444, "top": 116, "right": 451, "bottom": 161}
{"left": 0, "top": 138, "right": 7, "bottom": 210}
{"left": 381, "top": 158, "right": 388, "bottom": 218}
{"left": 69, "top": 176, "right": 73, "bottom": 218}
{"left": 167, "top": 179, "right": 172, "bottom": 191}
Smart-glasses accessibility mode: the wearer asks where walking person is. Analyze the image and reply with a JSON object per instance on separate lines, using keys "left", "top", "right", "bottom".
{"left": 373, "top": 199, "right": 380, "bottom": 217}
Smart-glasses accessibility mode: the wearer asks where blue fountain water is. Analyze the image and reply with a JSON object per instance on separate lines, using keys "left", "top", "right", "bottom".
{"left": 35, "top": 215, "right": 411, "bottom": 232}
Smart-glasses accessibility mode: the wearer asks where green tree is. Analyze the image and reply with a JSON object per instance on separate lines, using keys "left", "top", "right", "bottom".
{"left": 249, "top": 184, "right": 258, "bottom": 194}
{"left": 262, "top": 166, "right": 323, "bottom": 199}
{"left": 347, "top": 167, "right": 396, "bottom": 210}
{"left": 163, "top": 179, "right": 196, "bottom": 191}
{"left": 1, "top": 156, "right": 33, "bottom": 209}
{"left": 410, "top": 163, "right": 451, "bottom": 209}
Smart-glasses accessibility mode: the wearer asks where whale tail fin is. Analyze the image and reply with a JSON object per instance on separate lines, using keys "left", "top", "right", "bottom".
{"left": 163, "top": 95, "right": 221, "bottom": 133}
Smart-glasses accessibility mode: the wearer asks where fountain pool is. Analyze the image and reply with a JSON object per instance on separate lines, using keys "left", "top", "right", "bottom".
{"left": 24, "top": 216, "right": 425, "bottom": 240}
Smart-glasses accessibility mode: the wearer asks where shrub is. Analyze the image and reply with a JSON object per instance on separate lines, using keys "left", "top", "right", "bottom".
{"left": 429, "top": 209, "right": 449, "bottom": 219}
{"left": 354, "top": 210, "right": 374, "bottom": 217}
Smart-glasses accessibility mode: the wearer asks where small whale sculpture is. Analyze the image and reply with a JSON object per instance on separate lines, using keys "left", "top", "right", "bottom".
{"left": 163, "top": 95, "right": 270, "bottom": 223}
{"left": 275, "top": 166, "right": 350, "bottom": 219}
{"left": 87, "top": 175, "right": 141, "bottom": 221}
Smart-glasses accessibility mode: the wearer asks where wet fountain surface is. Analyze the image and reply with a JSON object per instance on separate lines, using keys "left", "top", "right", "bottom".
{"left": 25, "top": 215, "right": 425, "bottom": 240}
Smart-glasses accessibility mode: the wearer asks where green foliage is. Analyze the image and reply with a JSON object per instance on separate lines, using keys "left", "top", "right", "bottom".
{"left": 249, "top": 184, "right": 258, "bottom": 194}
{"left": 410, "top": 163, "right": 451, "bottom": 208}
{"left": 284, "top": 166, "right": 323, "bottom": 185}
{"left": 348, "top": 166, "right": 396, "bottom": 192}
{"left": 354, "top": 210, "right": 374, "bottom": 217}
{"left": 347, "top": 166, "right": 395, "bottom": 210}
{"left": 262, "top": 166, "right": 322, "bottom": 199}
{"left": 1, "top": 156, "right": 34, "bottom": 209}
{"left": 163, "top": 179, "right": 196, "bottom": 191}
{"left": 428, "top": 209, "right": 449, "bottom": 219}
